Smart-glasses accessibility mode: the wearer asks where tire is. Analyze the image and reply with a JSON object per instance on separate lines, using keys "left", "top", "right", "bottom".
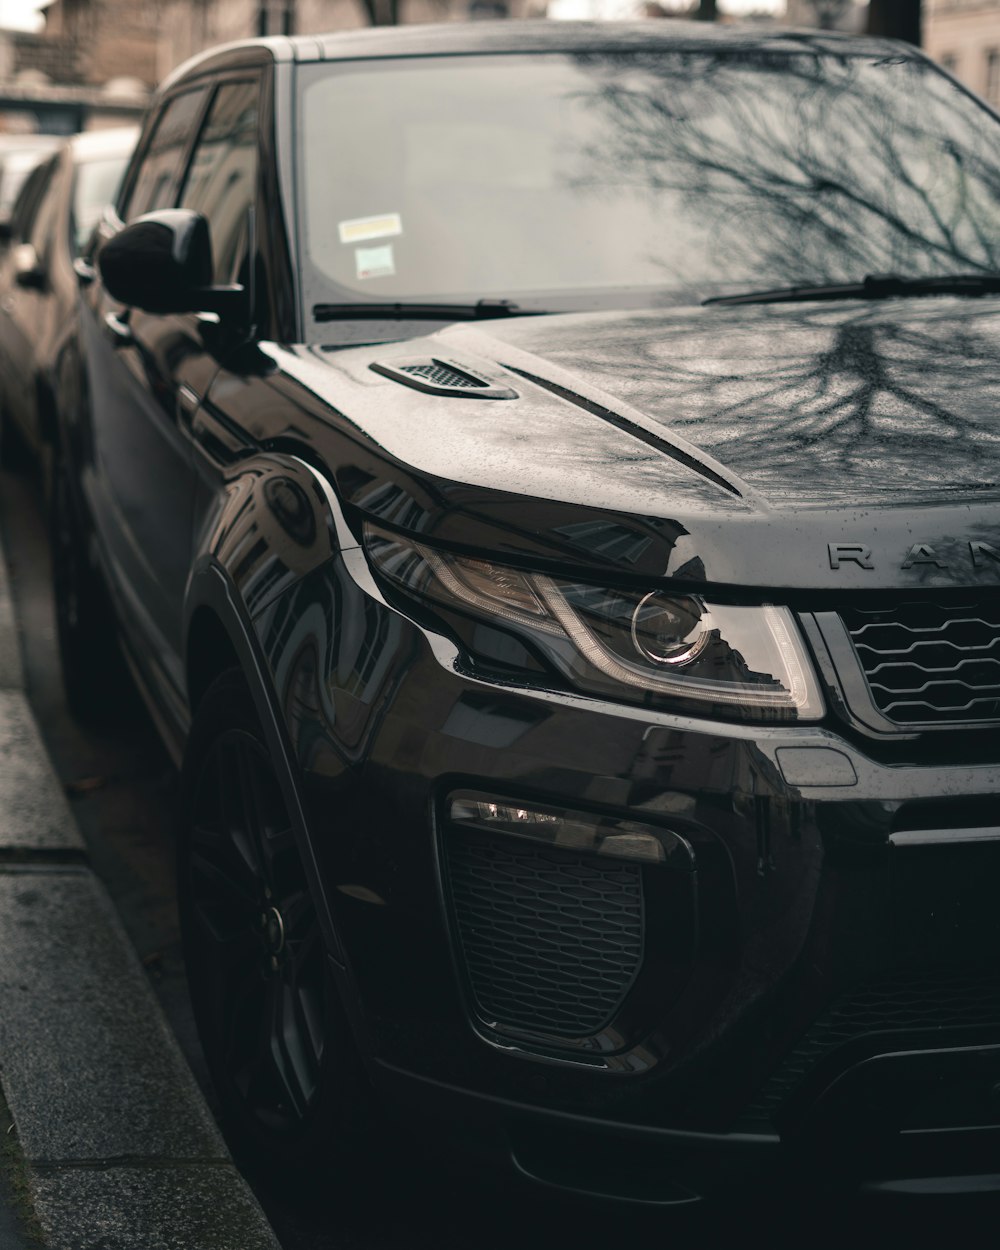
{"left": 178, "top": 670, "right": 364, "bottom": 1177}
{"left": 50, "top": 456, "right": 126, "bottom": 722}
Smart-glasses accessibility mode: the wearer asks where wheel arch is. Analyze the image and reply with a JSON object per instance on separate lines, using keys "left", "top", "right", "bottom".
{"left": 186, "top": 602, "right": 241, "bottom": 717}
{"left": 182, "top": 453, "right": 354, "bottom": 971}
{"left": 184, "top": 558, "right": 347, "bottom": 974}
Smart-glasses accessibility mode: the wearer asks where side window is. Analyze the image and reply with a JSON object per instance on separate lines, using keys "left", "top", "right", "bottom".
{"left": 29, "top": 164, "right": 60, "bottom": 262}
{"left": 9, "top": 157, "right": 56, "bottom": 244}
{"left": 124, "top": 88, "right": 207, "bottom": 221}
{"left": 178, "top": 79, "right": 259, "bottom": 285}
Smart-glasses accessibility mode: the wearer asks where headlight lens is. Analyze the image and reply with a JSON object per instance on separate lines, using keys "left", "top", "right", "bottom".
{"left": 363, "top": 525, "right": 824, "bottom": 722}
{"left": 630, "top": 592, "right": 711, "bottom": 667}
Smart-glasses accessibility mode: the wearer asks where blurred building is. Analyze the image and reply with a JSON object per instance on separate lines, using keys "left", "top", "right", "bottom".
{"left": 0, "top": 0, "right": 149, "bottom": 134}
{"left": 40, "top": 0, "right": 538, "bottom": 86}
{"left": 1, "top": 0, "right": 547, "bottom": 131}
{"left": 925, "top": 0, "right": 1000, "bottom": 105}
{"left": 43, "top": 0, "right": 160, "bottom": 86}
{"left": 783, "top": 0, "right": 866, "bottom": 31}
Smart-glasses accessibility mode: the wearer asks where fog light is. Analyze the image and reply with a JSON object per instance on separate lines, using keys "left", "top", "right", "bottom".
{"left": 455, "top": 800, "right": 559, "bottom": 827}
{"left": 447, "top": 792, "right": 692, "bottom": 867}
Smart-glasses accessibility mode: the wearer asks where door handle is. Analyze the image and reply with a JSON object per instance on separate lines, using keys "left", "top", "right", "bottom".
{"left": 177, "top": 383, "right": 201, "bottom": 428}
{"left": 104, "top": 309, "right": 134, "bottom": 348}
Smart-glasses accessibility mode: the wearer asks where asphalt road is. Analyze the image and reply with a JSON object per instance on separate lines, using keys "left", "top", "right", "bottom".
{"left": 1, "top": 454, "right": 997, "bottom": 1250}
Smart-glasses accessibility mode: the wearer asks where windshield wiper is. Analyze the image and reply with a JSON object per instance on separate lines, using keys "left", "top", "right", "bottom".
{"left": 703, "top": 272, "right": 1000, "bottom": 307}
{"left": 312, "top": 298, "right": 540, "bottom": 322}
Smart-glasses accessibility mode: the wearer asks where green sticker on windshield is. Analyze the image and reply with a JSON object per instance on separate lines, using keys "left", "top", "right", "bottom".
{"left": 355, "top": 244, "right": 396, "bottom": 281}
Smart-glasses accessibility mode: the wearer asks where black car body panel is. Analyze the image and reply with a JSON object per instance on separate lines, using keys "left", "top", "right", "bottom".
{"left": 55, "top": 21, "right": 1000, "bottom": 1202}
{"left": 0, "top": 128, "right": 136, "bottom": 462}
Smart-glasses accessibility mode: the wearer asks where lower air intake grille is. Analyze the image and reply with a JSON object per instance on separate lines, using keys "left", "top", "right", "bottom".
{"left": 841, "top": 599, "right": 1000, "bottom": 724}
{"left": 444, "top": 827, "right": 643, "bottom": 1038}
{"left": 742, "top": 966, "right": 1000, "bottom": 1127}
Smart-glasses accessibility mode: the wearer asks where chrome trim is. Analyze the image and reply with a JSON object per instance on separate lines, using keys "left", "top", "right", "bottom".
{"left": 890, "top": 826, "right": 1000, "bottom": 847}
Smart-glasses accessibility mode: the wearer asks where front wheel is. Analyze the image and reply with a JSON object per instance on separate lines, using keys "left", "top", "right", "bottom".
{"left": 178, "top": 670, "right": 365, "bottom": 1175}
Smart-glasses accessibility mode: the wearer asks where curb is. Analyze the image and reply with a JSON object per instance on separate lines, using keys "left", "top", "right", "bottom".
{"left": 0, "top": 529, "right": 281, "bottom": 1248}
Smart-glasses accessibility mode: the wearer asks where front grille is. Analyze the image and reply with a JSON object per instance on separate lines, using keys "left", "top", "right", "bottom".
{"left": 398, "top": 362, "right": 487, "bottom": 389}
{"left": 444, "top": 828, "right": 644, "bottom": 1038}
{"left": 743, "top": 966, "right": 1000, "bottom": 1127}
{"left": 841, "top": 599, "right": 1000, "bottom": 724}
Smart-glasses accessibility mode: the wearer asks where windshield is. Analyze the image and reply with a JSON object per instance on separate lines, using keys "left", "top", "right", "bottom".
{"left": 72, "top": 154, "right": 131, "bottom": 253}
{"left": 297, "top": 49, "right": 1000, "bottom": 315}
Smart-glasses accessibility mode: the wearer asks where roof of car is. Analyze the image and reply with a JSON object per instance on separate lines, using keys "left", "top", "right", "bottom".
{"left": 0, "top": 145, "right": 56, "bottom": 177}
{"left": 161, "top": 19, "right": 917, "bottom": 92}
{"left": 307, "top": 19, "right": 910, "bottom": 61}
{"left": 68, "top": 126, "right": 140, "bottom": 164}
{"left": 0, "top": 134, "right": 62, "bottom": 163}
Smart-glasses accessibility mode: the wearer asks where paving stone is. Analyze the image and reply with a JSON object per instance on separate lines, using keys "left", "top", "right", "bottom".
{"left": 0, "top": 555, "right": 24, "bottom": 691}
{"left": 0, "top": 690, "right": 56, "bottom": 784}
{"left": 31, "top": 1164, "right": 281, "bottom": 1250}
{"left": 0, "top": 690, "right": 38, "bottom": 742}
{"left": 0, "top": 869, "right": 226, "bottom": 1163}
{"left": 0, "top": 783, "right": 83, "bottom": 854}
{"left": 0, "top": 691, "right": 84, "bottom": 853}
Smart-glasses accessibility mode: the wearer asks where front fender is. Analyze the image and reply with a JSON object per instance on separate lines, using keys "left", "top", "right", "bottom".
{"left": 183, "top": 453, "right": 354, "bottom": 969}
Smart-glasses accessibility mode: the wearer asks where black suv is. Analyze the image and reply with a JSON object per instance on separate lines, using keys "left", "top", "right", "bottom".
{"left": 52, "top": 21, "right": 1000, "bottom": 1202}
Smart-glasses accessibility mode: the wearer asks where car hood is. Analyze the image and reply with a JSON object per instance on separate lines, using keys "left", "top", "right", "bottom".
{"left": 481, "top": 298, "right": 1000, "bottom": 510}
{"left": 274, "top": 297, "right": 1000, "bottom": 591}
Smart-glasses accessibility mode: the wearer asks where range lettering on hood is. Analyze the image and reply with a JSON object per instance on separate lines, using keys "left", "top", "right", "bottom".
{"left": 828, "top": 541, "right": 1000, "bottom": 571}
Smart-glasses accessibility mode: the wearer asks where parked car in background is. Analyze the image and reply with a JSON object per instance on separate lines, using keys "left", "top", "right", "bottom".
{"left": 51, "top": 22, "right": 1000, "bottom": 1204}
{"left": 0, "top": 134, "right": 63, "bottom": 236}
{"left": 0, "top": 127, "right": 138, "bottom": 482}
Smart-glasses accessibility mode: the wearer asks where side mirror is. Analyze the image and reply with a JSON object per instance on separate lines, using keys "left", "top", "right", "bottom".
{"left": 13, "top": 242, "right": 45, "bottom": 290}
{"left": 98, "top": 209, "right": 245, "bottom": 318}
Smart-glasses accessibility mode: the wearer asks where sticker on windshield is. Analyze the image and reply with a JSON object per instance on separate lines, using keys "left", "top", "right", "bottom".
{"left": 355, "top": 244, "right": 396, "bottom": 281}
{"left": 339, "top": 213, "right": 402, "bottom": 245}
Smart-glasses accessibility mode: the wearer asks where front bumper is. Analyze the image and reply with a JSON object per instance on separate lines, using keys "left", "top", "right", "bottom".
{"left": 253, "top": 550, "right": 1000, "bottom": 1199}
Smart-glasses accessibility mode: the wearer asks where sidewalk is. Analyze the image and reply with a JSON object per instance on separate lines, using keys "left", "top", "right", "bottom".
{"left": 0, "top": 534, "right": 280, "bottom": 1248}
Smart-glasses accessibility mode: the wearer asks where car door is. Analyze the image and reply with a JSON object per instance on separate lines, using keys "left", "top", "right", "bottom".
{"left": 0, "top": 154, "right": 59, "bottom": 450}
{"left": 83, "top": 75, "right": 262, "bottom": 722}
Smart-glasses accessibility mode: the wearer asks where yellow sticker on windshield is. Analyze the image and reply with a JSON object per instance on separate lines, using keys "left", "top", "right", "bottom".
{"left": 339, "top": 214, "right": 402, "bottom": 245}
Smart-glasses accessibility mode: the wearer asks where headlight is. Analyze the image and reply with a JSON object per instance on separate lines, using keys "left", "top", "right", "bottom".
{"left": 363, "top": 525, "right": 824, "bottom": 723}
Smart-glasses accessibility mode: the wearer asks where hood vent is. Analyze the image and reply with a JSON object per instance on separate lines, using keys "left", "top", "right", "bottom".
{"left": 371, "top": 357, "right": 517, "bottom": 400}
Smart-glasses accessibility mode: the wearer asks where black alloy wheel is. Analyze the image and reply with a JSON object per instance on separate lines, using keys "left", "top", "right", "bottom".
{"left": 50, "top": 455, "right": 125, "bottom": 722}
{"left": 179, "top": 671, "right": 362, "bottom": 1172}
